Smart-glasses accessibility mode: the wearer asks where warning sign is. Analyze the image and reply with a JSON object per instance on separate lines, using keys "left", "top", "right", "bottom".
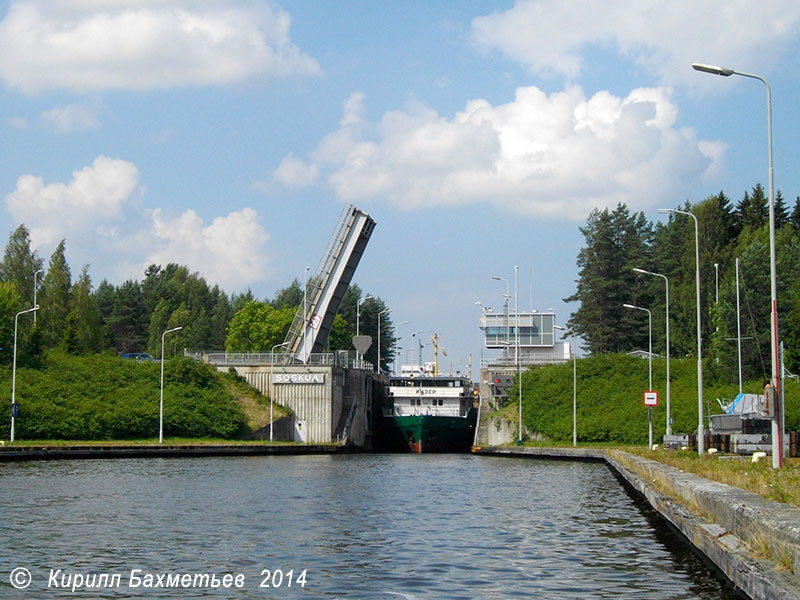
{"left": 643, "top": 391, "right": 659, "bottom": 407}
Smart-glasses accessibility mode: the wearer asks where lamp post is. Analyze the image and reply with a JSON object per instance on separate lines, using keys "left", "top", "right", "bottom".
{"left": 491, "top": 275, "right": 511, "bottom": 361}
{"left": 33, "top": 269, "right": 43, "bottom": 325}
{"left": 659, "top": 207, "right": 704, "bottom": 455}
{"left": 411, "top": 330, "right": 423, "bottom": 366}
{"left": 624, "top": 303, "right": 653, "bottom": 450}
{"left": 514, "top": 265, "right": 521, "bottom": 444}
{"left": 633, "top": 268, "right": 671, "bottom": 436}
{"left": 356, "top": 294, "right": 373, "bottom": 337}
{"left": 269, "top": 341, "right": 290, "bottom": 442}
{"left": 356, "top": 294, "right": 373, "bottom": 365}
{"left": 377, "top": 308, "right": 391, "bottom": 374}
{"left": 159, "top": 326, "right": 183, "bottom": 444}
{"left": 554, "top": 324, "right": 577, "bottom": 446}
{"left": 692, "top": 62, "right": 781, "bottom": 467}
{"left": 394, "top": 320, "right": 408, "bottom": 375}
{"left": 10, "top": 305, "right": 39, "bottom": 443}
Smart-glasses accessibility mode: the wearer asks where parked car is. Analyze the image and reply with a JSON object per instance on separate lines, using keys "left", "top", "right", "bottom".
{"left": 121, "top": 352, "right": 154, "bottom": 361}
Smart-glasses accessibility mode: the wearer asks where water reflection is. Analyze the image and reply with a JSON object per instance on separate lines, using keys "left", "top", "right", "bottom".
{"left": 0, "top": 454, "right": 742, "bottom": 599}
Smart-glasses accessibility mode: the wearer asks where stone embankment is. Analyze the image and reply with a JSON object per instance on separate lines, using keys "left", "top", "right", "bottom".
{"left": 0, "top": 443, "right": 344, "bottom": 461}
{"left": 474, "top": 446, "right": 800, "bottom": 600}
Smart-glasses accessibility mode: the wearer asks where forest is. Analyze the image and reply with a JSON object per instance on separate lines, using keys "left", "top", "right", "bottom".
{"left": 0, "top": 225, "right": 396, "bottom": 372}
{"left": 565, "top": 184, "right": 800, "bottom": 383}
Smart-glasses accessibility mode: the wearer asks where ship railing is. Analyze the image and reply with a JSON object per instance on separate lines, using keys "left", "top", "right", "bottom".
{"left": 383, "top": 406, "right": 464, "bottom": 418}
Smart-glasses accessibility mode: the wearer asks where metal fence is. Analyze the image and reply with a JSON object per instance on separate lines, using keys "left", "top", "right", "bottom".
{"left": 190, "top": 350, "right": 373, "bottom": 371}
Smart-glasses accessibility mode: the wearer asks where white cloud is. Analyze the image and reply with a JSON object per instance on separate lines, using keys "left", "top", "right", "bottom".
{"left": 272, "top": 154, "right": 319, "bottom": 188}
{"left": 275, "top": 86, "right": 721, "bottom": 219}
{"left": 471, "top": 0, "right": 800, "bottom": 87}
{"left": 5, "top": 155, "right": 140, "bottom": 246}
{"left": 8, "top": 116, "right": 27, "bottom": 129}
{"left": 0, "top": 0, "right": 320, "bottom": 93}
{"left": 147, "top": 207, "right": 269, "bottom": 290}
{"left": 41, "top": 98, "right": 103, "bottom": 132}
{"left": 4, "top": 155, "right": 270, "bottom": 291}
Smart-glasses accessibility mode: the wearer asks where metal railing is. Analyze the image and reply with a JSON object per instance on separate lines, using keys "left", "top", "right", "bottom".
{"left": 480, "top": 354, "right": 569, "bottom": 368}
{"left": 194, "top": 350, "right": 373, "bottom": 371}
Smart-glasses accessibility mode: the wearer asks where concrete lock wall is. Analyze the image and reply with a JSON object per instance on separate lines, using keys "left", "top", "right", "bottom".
{"left": 227, "top": 365, "right": 340, "bottom": 444}
{"left": 225, "top": 365, "right": 378, "bottom": 447}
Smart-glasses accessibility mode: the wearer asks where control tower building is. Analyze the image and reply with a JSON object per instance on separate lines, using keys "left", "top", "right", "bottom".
{"left": 478, "top": 309, "right": 570, "bottom": 406}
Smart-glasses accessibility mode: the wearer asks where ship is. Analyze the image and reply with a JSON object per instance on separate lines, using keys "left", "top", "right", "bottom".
{"left": 376, "top": 334, "right": 478, "bottom": 453}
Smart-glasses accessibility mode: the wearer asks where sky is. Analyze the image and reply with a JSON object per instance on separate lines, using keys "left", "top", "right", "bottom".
{"left": 1, "top": 0, "right": 800, "bottom": 375}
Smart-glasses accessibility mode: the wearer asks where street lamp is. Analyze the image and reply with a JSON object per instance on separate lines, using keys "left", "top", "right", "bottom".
{"left": 491, "top": 275, "right": 511, "bottom": 360}
{"left": 269, "top": 341, "right": 290, "bottom": 442}
{"left": 624, "top": 303, "right": 653, "bottom": 450}
{"left": 356, "top": 294, "right": 373, "bottom": 336}
{"left": 692, "top": 62, "right": 781, "bottom": 467}
{"left": 159, "top": 326, "right": 183, "bottom": 444}
{"left": 554, "top": 324, "right": 577, "bottom": 446}
{"left": 514, "top": 265, "right": 521, "bottom": 444}
{"left": 377, "top": 308, "right": 391, "bottom": 374}
{"left": 633, "top": 268, "right": 671, "bottom": 436}
{"left": 33, "top": 269, "right": 43, "bottom": 325}
{"left": 355, "top": 294, "right": 373, "bottom": 365}
{"left": 394, "top": 320, "right": 408, "bottom": 375}
{"left": 659, "top": 207, "right": 704, "bottom": 455}
{"left": 10, "top": 305, "right": 39, "bottom": 443}
{"left": 411, "top": 329, "right": 423, "bottom": 366}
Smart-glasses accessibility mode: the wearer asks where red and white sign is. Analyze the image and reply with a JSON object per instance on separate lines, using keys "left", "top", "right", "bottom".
{"left": 309, "top": 313, "right": 322, "bottom": 330}
{"left": 643, "top": 391, "right": 659, "bottom": 407}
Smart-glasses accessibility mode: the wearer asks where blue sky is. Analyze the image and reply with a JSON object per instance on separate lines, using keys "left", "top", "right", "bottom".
{"left": 1, "top": 0, "right": 799, "bottom": 373}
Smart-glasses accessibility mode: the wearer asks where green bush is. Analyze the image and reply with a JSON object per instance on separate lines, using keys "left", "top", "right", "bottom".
{"left": 1, "top": 350, "right": 247, "bottom": 441}
{"left": 515, "top": 352, "right": 800, "bottom": 445}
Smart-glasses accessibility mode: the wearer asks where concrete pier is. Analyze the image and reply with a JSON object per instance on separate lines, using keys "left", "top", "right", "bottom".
{"left": 473, "top": 446, "right": 800, "bottom": 600}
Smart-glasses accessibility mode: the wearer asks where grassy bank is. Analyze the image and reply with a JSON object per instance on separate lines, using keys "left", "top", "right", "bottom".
{"left": 503, "top": 353, "right": 800, "bottom": 445}
{"left": 0, "top": 351, "right": 288, "bottom": 442}
{"left": 625, "top": 446, "right": 800, "bottom": 506}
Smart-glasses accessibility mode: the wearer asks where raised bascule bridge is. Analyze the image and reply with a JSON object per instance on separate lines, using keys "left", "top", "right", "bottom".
{"left": 198, "top": 205, "right": 386, "bottom": 448}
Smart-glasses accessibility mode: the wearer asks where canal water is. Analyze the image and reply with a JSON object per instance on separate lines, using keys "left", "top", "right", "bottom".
{"left": 0, "top": 454, "right": 742, "bottom": 599}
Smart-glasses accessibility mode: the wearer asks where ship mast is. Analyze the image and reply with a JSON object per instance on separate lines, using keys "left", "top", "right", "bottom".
{"left": 432, "top": 332, "right": 439, "bottom": 377}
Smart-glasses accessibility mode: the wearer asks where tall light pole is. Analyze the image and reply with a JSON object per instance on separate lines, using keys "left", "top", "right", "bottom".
{"left": 33, "top": 269, "right": 43, "bottom": 325}
{"left": 692, "top": 62, "right": 781, "bottom": 467}
{"left": 10, "top": 305, "right": 39, "bottom": 443}
{"left": 356, "top": 294, "right": 373, "bottom": 337}
{"left": 159, "top": 326, "right": 183, "bottom": 444}
{"left": 555, "top": 324, "right": 577, "bottom": 446}
{"left": 412, "top": 329, "right": 423, "bottom": 366}
{"left": 736, "top": 258, "right": 743, "bottom": 395}
{"left": 269, "top": 341, "right": 290, "bottom": 442}
{"left": 624, "top": 303, "right": 653, "bottom": 450}
{"left": 514, "top": 265, "right": 521, "bottom": 444}
{"left": 394, "top": 320, "right": 408, "bottom": 375}
{"left": 659, "top": 207, "right": 704, "bottom": 454}
{"left": 377, "top": 308, "right": 391, "bottom": 375}
{"left": 491, "top": 275, "right": 511, "bottom": 361}
{"left": 634, "top": 268, "right": 671, "bottom": 436}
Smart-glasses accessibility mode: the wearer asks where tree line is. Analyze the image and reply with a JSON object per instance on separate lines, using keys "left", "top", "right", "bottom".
{"left": 0, "top": 225, "right": 395, "bottom": 371}
{"left": 566, "top": 184, "right": 800, "bottom": 382}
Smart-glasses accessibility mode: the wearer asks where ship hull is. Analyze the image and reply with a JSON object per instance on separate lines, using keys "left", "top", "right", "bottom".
{"left": 377, "top": 410, "right": 477, "bottom": 453}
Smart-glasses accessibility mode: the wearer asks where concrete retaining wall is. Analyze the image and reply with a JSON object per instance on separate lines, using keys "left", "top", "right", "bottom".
{"left": 473, "top": 446, "right": 800, "bottom": 600}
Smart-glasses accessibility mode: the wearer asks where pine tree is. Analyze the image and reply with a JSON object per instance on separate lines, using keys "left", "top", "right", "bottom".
{"left": 38, "top": 240, "right": 72, "bottom": 348}
{"left": 0, "top": 224, "right": 43, "bottom": 309}
{"left": 565, "top": 204, "right": 652, "bottom": 353}
{"left": 68, "top": 266, "right": 101, "bottom": 353}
